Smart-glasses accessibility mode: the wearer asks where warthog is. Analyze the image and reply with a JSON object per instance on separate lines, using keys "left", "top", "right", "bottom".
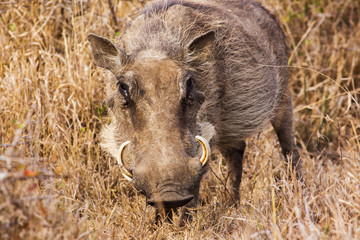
{"left": 88, "top": 0, "right": 300, "bottom": 224}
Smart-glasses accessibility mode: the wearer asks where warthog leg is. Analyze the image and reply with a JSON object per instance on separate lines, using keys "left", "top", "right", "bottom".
{"left": 221, "top": 142, "right": 246, "bottom": 205}
{"left": 271, "top": 92, "right": 301, "bottom": 176}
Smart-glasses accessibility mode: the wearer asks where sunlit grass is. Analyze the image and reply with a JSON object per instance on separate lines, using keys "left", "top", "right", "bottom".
{"left": 0, "top": 0, "right": 359, "bottom": 239}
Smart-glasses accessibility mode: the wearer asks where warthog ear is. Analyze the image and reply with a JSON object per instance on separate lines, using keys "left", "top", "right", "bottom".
{"left": 187, "top": 31, "right": 215, "bottom": 63}
{"left": 87, "top": 33, "right": 125, "bottom": 71}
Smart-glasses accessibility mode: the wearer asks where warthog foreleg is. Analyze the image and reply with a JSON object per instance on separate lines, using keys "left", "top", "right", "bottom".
{"left": 222, "top": 141, "right": 246, "bottom": 205}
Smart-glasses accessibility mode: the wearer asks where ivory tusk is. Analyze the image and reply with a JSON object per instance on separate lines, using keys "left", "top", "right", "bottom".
{"left": 117, "top": 140, "right": 133, "bottom": 182}
{"left": 195, "top": 136, "right": 211, "bottom": 166}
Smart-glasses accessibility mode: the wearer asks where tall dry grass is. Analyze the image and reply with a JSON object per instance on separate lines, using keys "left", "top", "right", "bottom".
{"left": 0, "top": 0, "right": 359, "bottom": 239}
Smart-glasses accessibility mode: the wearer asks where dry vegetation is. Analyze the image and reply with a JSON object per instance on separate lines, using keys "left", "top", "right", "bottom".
{"left": 0, "top": 0, "right": 359, "bottom": 239}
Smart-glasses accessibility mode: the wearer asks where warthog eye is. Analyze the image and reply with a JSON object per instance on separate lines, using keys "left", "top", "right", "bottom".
{"left": 117, "top": 82, "right": 130, "bottom": 104}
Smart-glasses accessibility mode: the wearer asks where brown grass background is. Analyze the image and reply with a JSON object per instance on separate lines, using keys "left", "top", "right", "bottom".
{"left": 0, "top": 0, "right": 359, "bottom": 239}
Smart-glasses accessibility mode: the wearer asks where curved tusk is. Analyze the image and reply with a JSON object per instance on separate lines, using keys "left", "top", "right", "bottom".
{"left": 195, "top": 136, "right": 211, "bottom": 166}
{"left": 117, "top": 140, "right": 133, "bottom": 182}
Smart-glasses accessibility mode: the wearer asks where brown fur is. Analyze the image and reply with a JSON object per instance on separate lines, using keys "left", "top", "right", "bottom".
{"left": 88, "top": 0, "right": 300, "bottom": 224}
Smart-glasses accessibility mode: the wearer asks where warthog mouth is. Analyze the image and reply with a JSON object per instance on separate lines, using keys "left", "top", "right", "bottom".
{"left": 146, "top": 192, "right": 194, "bottom": 209}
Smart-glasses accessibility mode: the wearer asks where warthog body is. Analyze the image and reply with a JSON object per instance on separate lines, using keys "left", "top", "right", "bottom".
{"left": 88, "top": 0, "right": 300, "bottom": 223}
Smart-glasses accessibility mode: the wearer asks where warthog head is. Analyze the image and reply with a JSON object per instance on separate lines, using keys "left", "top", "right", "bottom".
{"left": 87, "top": 29, "right": 215, "bottom": 209}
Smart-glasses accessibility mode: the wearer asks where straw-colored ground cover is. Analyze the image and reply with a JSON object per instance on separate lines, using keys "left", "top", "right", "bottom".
{"left": 0, "top": 0, "right": 359, "bottom": 239}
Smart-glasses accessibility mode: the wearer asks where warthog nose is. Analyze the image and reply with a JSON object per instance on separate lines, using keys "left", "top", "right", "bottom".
{"left": 147, "top": 194, "right": 194, "bottom": 208}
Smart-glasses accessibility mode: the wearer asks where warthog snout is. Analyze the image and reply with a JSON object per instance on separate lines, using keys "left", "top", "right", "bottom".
{"left": 116, "top": 136, "right": 210, "bottom": 209}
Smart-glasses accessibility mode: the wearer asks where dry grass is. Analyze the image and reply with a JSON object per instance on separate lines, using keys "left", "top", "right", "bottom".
{"left": 0, "top": 0, "right": 359, "bottom": 239}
